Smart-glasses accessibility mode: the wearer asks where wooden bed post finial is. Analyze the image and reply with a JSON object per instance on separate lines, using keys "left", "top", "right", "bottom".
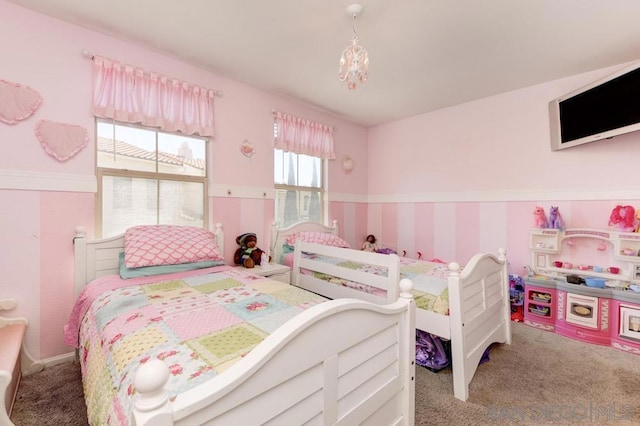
{"left": 497, "top": 248, "right": 507, "bottom": 262}
{"left": 132, "top": 359, "right": 173, "bottom": 426}
{"left": 399, "top": 279, "right": 414, "bottom": 299}
{"left": 74, "top": 226, "right": 86, "bottom": 240}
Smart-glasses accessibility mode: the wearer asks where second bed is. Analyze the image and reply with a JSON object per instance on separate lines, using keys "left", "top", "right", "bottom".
{"left": 272, "top": 220, "right": 512, "bottom": 402}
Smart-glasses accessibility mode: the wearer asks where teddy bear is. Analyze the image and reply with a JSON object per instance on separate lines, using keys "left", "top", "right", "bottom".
{"left": 233, "top": 233, "right": 265, "bottom": 268}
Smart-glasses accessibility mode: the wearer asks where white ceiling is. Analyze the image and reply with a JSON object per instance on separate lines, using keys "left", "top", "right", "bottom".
{"left": 7, "top": 0, "right": 640, "bottom": 127}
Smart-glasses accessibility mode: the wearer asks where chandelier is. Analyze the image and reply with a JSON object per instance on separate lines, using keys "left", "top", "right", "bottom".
{"left": 338, "top": 4, "right": 369, "bottom": 90}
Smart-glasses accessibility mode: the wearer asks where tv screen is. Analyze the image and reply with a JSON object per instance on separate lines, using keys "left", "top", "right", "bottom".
{"left": 549, "top": 61, "right": 640, "bottom": 151}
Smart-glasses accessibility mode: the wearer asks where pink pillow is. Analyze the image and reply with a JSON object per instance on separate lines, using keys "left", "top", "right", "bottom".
{"left": 285, "top": 231, "right": 350, "bottom": 248}
{"left": 124, "top": 225, "right": 223, "bottom": 268}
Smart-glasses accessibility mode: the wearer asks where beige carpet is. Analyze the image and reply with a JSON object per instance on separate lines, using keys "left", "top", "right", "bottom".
{"left": 415, "top": 322, "right": 640, "bottom": 425}
{"left": 11, "top": 323, "right": 640, "bottom": 425}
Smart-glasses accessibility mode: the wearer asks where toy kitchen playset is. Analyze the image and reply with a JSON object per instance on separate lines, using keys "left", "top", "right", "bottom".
{"left": 526, "top": 228, "right": 640, "bottom": 355}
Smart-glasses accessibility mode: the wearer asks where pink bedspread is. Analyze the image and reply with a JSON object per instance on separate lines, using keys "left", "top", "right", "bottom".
{"left": 66, "top": 266, "right": 329, "bottom": 425}
{"left": 64, "top": 265, "right": 232, "bottom": 348}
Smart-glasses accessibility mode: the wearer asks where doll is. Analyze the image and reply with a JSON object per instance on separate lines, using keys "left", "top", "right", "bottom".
{"left": 233, "top": 233, "right": 265, "bottom": 268}
{"left": 362, "top": 234, "right": 378, "bottom": 252}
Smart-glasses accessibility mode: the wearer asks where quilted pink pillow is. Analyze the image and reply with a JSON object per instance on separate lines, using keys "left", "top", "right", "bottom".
{"left": 124, "top": 225, "right": 223, "bottom": 268}
{"left": 285, "top": 231, "right": 350, "bottom": 248}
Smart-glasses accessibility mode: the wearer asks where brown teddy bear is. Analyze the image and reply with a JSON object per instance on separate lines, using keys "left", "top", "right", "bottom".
{"left": 233, "top": 233, "right": 265, "bottom": 268}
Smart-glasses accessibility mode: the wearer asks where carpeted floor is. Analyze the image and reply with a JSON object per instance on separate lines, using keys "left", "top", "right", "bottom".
{"left": 10, "top": 322, "right": 640, "bottom": 425}
{"left": 11, "top": 356, "right": 86, "bottom": 426}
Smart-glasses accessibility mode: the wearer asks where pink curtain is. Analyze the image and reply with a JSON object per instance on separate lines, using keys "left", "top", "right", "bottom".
{"left": 92, "top": 56, "right": 216, "bottom": 137}
{"left": 274, "top": 111, "right": 335, "bottom": 159}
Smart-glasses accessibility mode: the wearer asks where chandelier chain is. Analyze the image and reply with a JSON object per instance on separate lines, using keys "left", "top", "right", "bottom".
{"left": 352, "top": 13, "right": 358, "bottom": 41}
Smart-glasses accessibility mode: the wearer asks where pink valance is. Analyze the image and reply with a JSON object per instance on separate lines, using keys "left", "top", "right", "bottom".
{"left": 92, "top": 55, "right": 216, "bottom": 137}
{"left": 274, "top": 111, "right": 335, "bottom": 159}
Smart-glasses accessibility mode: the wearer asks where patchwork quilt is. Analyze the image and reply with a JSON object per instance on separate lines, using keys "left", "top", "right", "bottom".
{"left": 70, "top": 267, "right": 327, "bottom": 425}
{"left": 299, "top": 253, "right": 451, "bottom": 315}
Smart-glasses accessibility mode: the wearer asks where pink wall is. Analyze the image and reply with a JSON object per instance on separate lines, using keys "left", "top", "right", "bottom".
{"left": 0, "top": 0, "right": 367, "bottom": 360}
{"left": 367, "top": 64, "right": 640, "bottom": 276}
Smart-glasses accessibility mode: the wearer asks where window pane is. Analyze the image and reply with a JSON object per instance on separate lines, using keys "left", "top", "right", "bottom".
{"left": 283, "top": 151, "right": 298, "bottom": 186}
{"left": 97, "top": 119, "right": 208, "bottom": 237}
{"left": 275, "top": 188, "right": 322, "bottom": 227}
{"left": 298, "top": 154, "right": 321, "bottom": 188}
{"left": 102, "top": 175, "right": 158, "bottom": 237}
{"left": 97, "top": 122, "right": 156, "bottom": 172}
{"left": 159, "top": 180, "right": 204, "bottom": 227}
{"left": 101, "top": 176, "right": 205, "bottom": 237}
{"left": 158, "top": 133, "right": 206, "bottom": 177}
{"left": 274, "top": 149, "right": 285, "bottom": 185}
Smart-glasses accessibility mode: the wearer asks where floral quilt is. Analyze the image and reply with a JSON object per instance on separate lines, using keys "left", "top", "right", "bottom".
{"left": 301, "top": 253, "right": 451, "bottom": 315}
{"left": 72, "top": 267, "right": 327, "bottom": 425}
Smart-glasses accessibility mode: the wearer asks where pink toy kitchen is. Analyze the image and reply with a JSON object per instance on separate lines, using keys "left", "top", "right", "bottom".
{"left": 525, "top": 228, "right": 640, "bottom": 355}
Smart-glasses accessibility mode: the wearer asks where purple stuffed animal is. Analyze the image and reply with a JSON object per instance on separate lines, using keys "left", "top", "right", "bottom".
{"left": 547, "top": 206, "right": 564, "bottom": 229}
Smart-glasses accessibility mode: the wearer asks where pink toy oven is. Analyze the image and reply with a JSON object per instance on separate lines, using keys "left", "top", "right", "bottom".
{"left": 555, "top": 290, "right": 611, "bottom": 346}
{"left": 565, "top": 293, "right": 599, "bottom": 329}
{"left": 619, "top": 306, "right": 640, "bottom": 339}
{"left": 610, "top": 300, "right": 640, "bottom": 355}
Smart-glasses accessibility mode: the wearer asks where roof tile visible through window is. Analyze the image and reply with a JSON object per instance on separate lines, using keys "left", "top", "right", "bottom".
{"left": 97, "top": 137, "right": 205, "bottom": 171}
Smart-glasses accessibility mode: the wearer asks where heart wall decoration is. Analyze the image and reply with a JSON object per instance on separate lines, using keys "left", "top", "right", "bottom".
{"left": 240, "top": 139, "right": 255, "bottom": 158}
{"left": 35, "top": 119, "right": 89, "bottom": 162}
{"left": 0, "top": 79, "right": 43, "bottom": 124}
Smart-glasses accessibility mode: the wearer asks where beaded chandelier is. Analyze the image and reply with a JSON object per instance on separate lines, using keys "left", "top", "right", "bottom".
{"left": 338, "top": 4, "right": 369, "bottom": 90}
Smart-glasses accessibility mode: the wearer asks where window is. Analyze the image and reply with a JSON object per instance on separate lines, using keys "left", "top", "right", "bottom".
{"left": 274, "top": 149, "right": 323, "bottom": 227}
{"left": 96, "top": 119, "right": 208, "bottom": 237}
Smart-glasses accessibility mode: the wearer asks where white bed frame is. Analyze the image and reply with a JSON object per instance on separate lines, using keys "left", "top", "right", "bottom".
{"left": 271, "top": 219, "right": 340, "bottom": 264}
{"left": 73, "top": 225, "right": 416, "bottom": 425}
{"left": 272, "top": 221, "right": 512, "bottom": 402}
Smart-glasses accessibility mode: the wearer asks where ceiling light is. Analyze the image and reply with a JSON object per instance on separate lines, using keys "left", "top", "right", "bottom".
{"left": 338, "top": 4, "right": 369, "bottom": 90}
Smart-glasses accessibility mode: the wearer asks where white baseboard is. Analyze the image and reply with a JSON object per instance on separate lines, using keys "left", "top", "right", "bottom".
{"left": 22, "top": 352, "right": 76, "bottom": 376}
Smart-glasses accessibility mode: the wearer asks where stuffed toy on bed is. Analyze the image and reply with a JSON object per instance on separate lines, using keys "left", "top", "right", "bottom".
{"left": 233, "top": 232, "right": 265, "bottom": 268}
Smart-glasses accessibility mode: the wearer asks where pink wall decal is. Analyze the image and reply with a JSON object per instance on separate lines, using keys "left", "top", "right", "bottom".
{"left": 35, "top": 119, "right": 89, "bottom": 161}
{"left": 0, "top": 79, "right": 42, "bottom": 124}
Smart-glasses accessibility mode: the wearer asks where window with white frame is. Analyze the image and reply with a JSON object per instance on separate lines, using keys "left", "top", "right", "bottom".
{"left": 96, "top": 119, "right": 208, "bottom": 237}
{"left": 274, "top": 149, "right": 323, "bottom": 227}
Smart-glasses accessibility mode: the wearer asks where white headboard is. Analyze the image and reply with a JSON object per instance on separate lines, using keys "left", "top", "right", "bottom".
{"left": 73, "top": 223, "right": 224, "bottom": 298}
{"left": 270, "top": 220, "right": 339, "bottom": 264}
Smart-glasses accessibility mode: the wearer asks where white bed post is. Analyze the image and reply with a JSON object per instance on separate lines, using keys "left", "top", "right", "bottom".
{"left": 73, "top": 226, "right": 88, "bottom": 299}
{"left": 213, "top": 222, "right": 224, "bottom": 255}
{"left": 498, "top": 248, "right": 512, "bottom": 345}
{"left": 398, "top": 279, "right": 416, "bottom": 425}
{"left": 447, "top": 261, "right": 468, "bottom": 402}
{"left": 270, "top": 221, "right": 278, "bottom": 261}
{"left": 132, "top": 359, "right": 173, "bottom": 426}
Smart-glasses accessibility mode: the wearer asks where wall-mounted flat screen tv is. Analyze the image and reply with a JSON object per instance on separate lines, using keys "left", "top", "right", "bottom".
{"left": 549, "top": 61, "right": 640, "bottom": 151}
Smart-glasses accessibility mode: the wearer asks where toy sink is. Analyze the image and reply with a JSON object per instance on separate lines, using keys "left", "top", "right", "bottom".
{"left": 585, "top": 277, "right": 605, "bottom": 288}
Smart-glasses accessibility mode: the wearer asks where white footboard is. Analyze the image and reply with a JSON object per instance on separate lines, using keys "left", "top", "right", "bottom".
{"left": 288, "top": 240, "right": 510, "bottom": 403}
{"left": 448, "top": 249, "right": 511, "bottom": 401}
{"left": 132, "top": 280, "right": 416, "bottom": 425}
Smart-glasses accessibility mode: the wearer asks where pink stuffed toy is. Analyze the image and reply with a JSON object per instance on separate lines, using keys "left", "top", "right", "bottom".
{"left": 533, "top": 206, "right": 547, "bottom": 228}
{"left": 608, "top": 205, "right": 637, "bottom": 232}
